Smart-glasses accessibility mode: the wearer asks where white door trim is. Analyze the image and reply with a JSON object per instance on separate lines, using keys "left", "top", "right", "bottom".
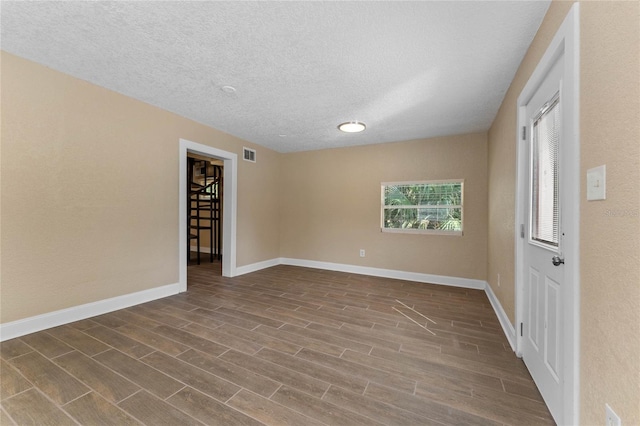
{"left": 179, "top": 139, "right": 238, "bottom": 291}
{"left": 515, "top": 4, "right": 580, "bottom": 425}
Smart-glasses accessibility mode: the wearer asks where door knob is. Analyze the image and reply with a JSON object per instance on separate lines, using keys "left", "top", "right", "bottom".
{"left": 552, "top": 255, "right": 565, "bottom": 266}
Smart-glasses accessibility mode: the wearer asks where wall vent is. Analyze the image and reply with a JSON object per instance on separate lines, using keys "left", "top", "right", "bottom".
{"left": 243, "top": 147, "right": 256, "bottom": 163}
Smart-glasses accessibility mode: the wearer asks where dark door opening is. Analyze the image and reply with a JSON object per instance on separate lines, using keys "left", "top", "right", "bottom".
{"left": 187, "top": 153, "right": 223, "bottom": 274}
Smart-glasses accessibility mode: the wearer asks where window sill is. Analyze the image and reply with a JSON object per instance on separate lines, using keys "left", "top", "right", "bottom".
{"left": 381, "top": 228, "right": 463, "bottom": 236}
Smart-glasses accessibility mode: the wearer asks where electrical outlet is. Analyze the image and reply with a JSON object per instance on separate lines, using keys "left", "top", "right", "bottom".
{"left": 606, "top": 404, "right": 621, "bottom": 426}
{"left": 359, "top": 249, "right": 365, "bottom": 257}
{"left": 497, "top": 273, "right": 501, "bottom": 287}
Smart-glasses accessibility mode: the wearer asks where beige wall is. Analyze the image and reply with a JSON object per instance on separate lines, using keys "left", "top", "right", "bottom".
{"left": 3, "top": 3, "right": 639, "bottom": 421}
{"left": 487, "top": 0, "right": 574, "bottom": 323}
{"left": 1, "top": 52, "right": 486, "bottom": 324}
{"left": 280, "top": 133, "right": 488, "bottom": 280}
{"left": 236, "top": 143, "right": 281, "bottom": 266}
{"left": 580, "top": 2, "right": 639, "bottom": 424}
{"left": 488, "top": 1, "right": 639, "bottom": 424}
{"left": 0, "top": 52, "right": 281, "bottom": 323}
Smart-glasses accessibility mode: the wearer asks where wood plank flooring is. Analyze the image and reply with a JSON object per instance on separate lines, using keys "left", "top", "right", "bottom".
{"left": 1, "top": 261, "right": 555, "bottom": 425}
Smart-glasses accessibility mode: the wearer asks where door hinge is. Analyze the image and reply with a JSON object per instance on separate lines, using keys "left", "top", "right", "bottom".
{"left": 520, "top": 224, "right": 525, "bottom": 239}
{"left": 520, "top": 322, "right": 523, "bottom": 337}
{"left": 521, "top": 126, "right": 527, "bottom": 140}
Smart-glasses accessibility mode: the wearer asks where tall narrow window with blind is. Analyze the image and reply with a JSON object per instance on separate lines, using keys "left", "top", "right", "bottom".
{"left": 381, "top": 180, "right": 463, "bottom": 235}
{"left": 530, "top": 92, "right": 560, "bottom": 247}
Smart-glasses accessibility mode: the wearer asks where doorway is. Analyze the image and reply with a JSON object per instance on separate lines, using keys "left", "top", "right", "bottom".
{"left": 515, "top": 4, "right": 579, "bottom": 425}
{"left": 179, "top": 139, "right": 238, "bottom": 292}
{"left": 187, "top": 153, "right": 223, "bottom": 266}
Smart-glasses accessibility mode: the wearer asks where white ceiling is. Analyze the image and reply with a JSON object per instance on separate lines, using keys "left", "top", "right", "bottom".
{"left": 1, "top": 1, "right": 550, "bottom": 153}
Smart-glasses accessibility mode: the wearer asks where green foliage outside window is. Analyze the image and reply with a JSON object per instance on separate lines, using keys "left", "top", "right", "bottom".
{"left": 382, "top": 181, "right": 463, "bottom": 233}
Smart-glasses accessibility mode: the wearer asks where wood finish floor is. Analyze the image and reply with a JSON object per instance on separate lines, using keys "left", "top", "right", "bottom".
{"left": 1, "top": 261, "right": 555, "bottom": 425}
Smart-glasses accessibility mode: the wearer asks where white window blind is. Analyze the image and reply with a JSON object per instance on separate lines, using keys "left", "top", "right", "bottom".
{"left": 531, "top": 93, "right": 560, "bottom": 246}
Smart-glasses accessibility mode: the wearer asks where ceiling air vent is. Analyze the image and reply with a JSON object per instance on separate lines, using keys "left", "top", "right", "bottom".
{"left": 243, "top": 147, "right": 256, "bottom": 163}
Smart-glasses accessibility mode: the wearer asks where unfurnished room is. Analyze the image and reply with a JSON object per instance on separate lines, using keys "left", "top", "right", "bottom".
{"left": 1, "top": 1, "right": 638, "bottom": 425}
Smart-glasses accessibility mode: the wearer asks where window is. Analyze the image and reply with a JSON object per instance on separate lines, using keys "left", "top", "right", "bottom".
{"left": 381, "top": 180, "right": 463, "bottom": 235}
{"left": 530, "top": 92, "right": 560, "bottom": 247}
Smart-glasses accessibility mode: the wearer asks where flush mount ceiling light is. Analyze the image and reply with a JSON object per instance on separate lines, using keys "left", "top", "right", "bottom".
{"left": 338, "top": 121, "right": 366, "bottom": 133}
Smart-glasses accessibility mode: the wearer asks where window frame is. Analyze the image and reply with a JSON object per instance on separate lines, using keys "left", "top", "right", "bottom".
{"left": 529, "top": 92, "right": 561, "bottom": 249}
{"left": 380, "top": 179, "right": 464, "bottom": 236}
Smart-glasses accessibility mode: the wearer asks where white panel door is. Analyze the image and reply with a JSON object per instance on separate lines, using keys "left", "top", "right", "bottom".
{"left": 522, "top": 53, "right": 565, "bottom": 421}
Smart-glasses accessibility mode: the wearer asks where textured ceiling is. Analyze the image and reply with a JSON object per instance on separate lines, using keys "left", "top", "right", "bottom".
{"left": 1, "top": 1, "right": 550, "bottom": 153}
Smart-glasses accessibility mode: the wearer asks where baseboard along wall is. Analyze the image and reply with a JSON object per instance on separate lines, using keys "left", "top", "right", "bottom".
{"left": 1, "top": 257, "right": 516, "bottom": 351}
{"left": 0, "top": 283, "right": 180, "bottom": 342}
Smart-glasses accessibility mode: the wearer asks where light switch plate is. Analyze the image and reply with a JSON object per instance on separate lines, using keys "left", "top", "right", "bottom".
{"left": 587, "top": 165, "right": 606, "bottom": 201}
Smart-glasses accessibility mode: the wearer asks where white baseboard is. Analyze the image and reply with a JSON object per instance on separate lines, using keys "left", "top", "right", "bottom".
{"left": 236, "top": 257, "right": 485, "bottom": 289}
{"left": 279, "top": 258, "right": 487, "bottom": 290}
{"left": 3, "top": 258, "right": 514, "bottom": 352}
{"left": 484, "top": 282, "right": 516, "bottom": 351}
{"left": 0, "top": 282, "right": 181, "bottom": 342}
{"left": 235, "top": 258, "right": 280, "bottom": 276}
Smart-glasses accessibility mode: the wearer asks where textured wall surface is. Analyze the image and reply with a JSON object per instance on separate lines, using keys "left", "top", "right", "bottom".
{"left": 236, "top": 146, "right": 282, "bottom": 267}
{"left": 279, "top": 133, "right": 488, "bottom": 280}
{"left": 0, "top": 52, "right": 281, "bottom": 323}
{"left": 487, "top": 0, "right": 573, "bottom": 324}
{"left": 579, "top": 2, "right": 639, "bottom": 424}
{"left": 488, "top": 1, "right": 639, "bottom": 424}
{"left": 2, "top": 2, "right": 638, "bottom": 421}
